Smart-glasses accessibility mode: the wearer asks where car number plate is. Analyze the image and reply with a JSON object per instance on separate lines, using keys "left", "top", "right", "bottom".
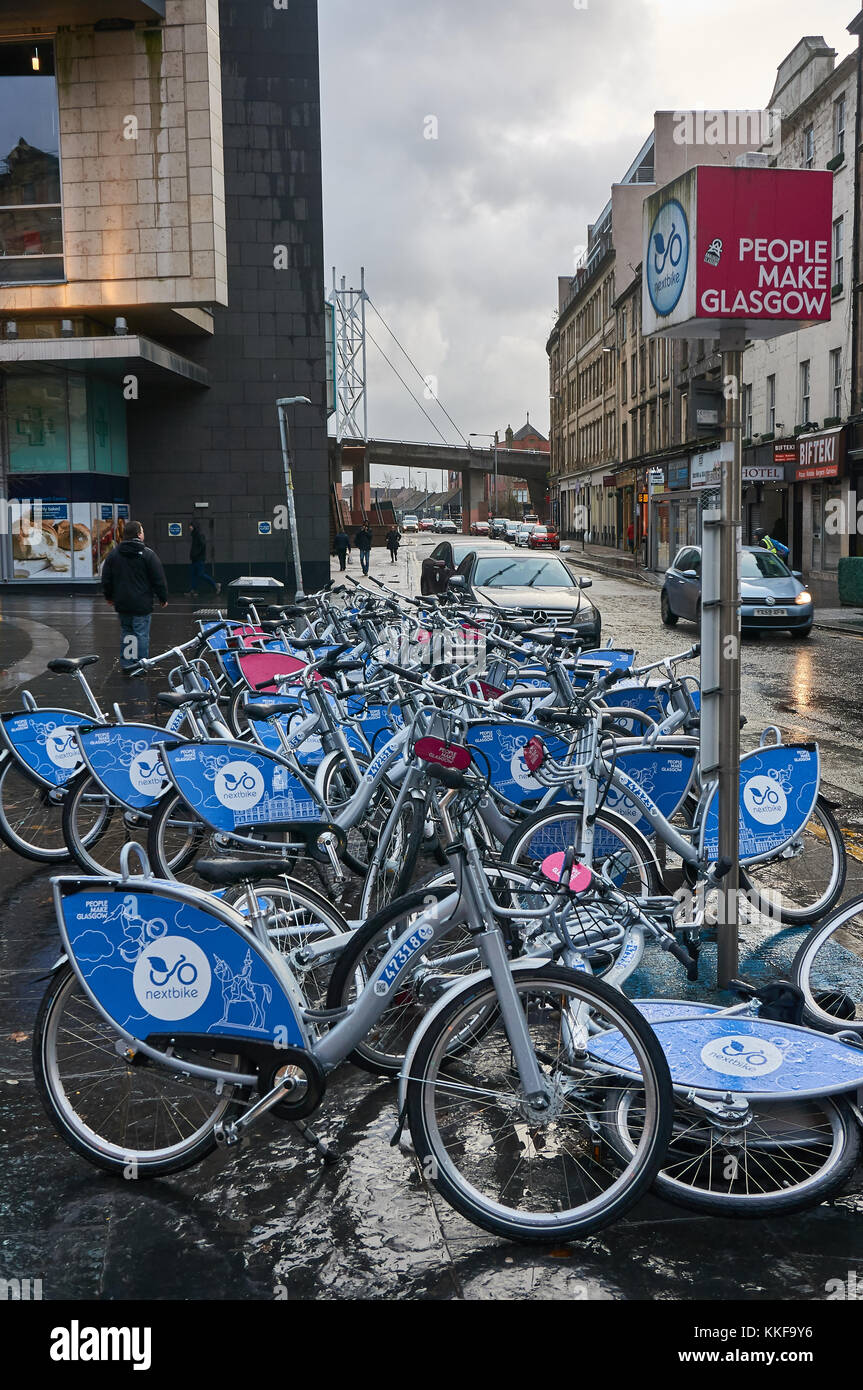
{"left": 753, "top": 607, "right": 788, "bottom": 617}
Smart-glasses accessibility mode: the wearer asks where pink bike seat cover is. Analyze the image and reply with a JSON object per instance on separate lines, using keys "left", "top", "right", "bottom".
{"left": 540, "top": 852, "right": 593, "bottom": 893}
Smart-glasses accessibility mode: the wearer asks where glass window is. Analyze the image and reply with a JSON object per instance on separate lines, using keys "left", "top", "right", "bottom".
{"left": 833, "top": 217, "right": 844, "bottom": 290}
{"left": 472, "top": 555, "right": 573, "bottom": 588}
{"left": 834, "top": 94, "right": 846, "bottom": 160}
{"left": 8, "top": 373, "right": 67, "bottom": 472}
{"left": 741, "top": 550, "right": 788, "bottom": 579}
{"left": 0, "top": 43, "right": 62, "bottom": 285}
{"left": 803, "top": 124, "right": 815, "bottom": 168}
{"left": 767, "top": 374, "right": 776, "bottom": 432}
{"left": 800, "top": 361, "right": 811, "bottom": 424}
{"left": 831, "top": 348, "right": 843, "bottom": 418}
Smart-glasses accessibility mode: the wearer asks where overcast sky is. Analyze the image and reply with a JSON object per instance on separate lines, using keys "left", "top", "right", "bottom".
{"left": 319, "top": 0, "right": 857, "bottom": 487}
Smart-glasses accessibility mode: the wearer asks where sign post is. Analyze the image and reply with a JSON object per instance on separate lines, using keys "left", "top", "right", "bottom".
{"left": 641, "top": 163, "right": 834, "bottom": 986}
{"left": 276, "top": 396, "right": 311, "bottom": 601}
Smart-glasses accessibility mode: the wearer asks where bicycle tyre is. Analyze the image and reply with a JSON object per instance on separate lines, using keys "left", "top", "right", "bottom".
{"left": 0, "top": 753, "right": 72, "bottom": 863}
{"left": 500, "top": 803, "right": 662, "bottom": 896}
{"left": 405, "top": 965, "right": 673, "bottom": 1243}
{"left": 791, "top": 894, "right": 863, "bottom": 1033}
{"left": 34, "top": 963, "right": 247, "bottom": 1178}
{"left": 739, "top": 796, "right": 846, "bottom": 926}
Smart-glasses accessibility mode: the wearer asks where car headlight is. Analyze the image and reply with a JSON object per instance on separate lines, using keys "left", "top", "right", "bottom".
{"left": 795, "top": 591, "right": 813, "bottom": 606}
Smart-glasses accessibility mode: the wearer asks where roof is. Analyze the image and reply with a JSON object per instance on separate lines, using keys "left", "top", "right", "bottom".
{"left": 511, "top": 420, "right": 548, "bottom": 444}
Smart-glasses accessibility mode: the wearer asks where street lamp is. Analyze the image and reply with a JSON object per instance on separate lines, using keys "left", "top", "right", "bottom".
{"left": 276, "top": 395, "right": 311, "bottom": 600}
{"left": 470, "top": 432, "right": 498, "bottom": 520}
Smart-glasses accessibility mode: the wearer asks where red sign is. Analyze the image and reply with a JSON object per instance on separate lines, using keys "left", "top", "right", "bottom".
{"left": 523, "top": 737, "right": 547, "bottom": 774}
{"left": 773, "top": 440, "right": 798, "bottom": 465}
{"left": 794, "top": 428, "right": 846, "bottom": 482}
{"left": 696, "top": 167, "right": 833, "bottom": 326}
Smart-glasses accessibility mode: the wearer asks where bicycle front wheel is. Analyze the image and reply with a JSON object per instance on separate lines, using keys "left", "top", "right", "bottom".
{"left": 501, "top": 804, "right": 662, "bottom": 897}
{"left": 62, "top": 770, "right": 149, "bottom": 876}
{"left": 405, "top": 966, "right": 673, "bottom": 1244}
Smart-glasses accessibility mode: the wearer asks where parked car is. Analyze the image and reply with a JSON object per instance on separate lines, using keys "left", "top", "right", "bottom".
{"left": 418, "top": 518, "right": 435, "bottom": 532}
{"left": 420, "top": 538, "right": 508, "bottom": 597}
{"left": 661, "top": 545, "right": 814, "bottom": 637}
{"left": 448, "top": 551, "right": 601, "bottom": 644}
{"left": 490, "top": 517, "right": 509, "bottom": 538}
{"left": 503, "top": 520, "right": 521, "bottom": 543}
{"left": 437, "top": 518, "right": 457, "bottom": 534}
{"left": 515, "top": 524, "right": 536, "bottom": 547}
{"left": 470, "top": 520, "right": 491, "bottom": 536}
{"left": 402, "top": 515, "right": 419, "bottom": 533}
{"left": 528, "top": 525, "right": 560, "bottom": 551}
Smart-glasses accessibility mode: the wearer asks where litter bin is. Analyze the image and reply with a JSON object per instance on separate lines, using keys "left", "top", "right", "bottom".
{"left": 227, "top": 575, "right": 286, "bottom": 621}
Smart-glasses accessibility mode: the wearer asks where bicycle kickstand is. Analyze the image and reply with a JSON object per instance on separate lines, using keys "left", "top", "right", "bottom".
{"left": 292, "top": 1119, "right": 339, "bottom": 1165}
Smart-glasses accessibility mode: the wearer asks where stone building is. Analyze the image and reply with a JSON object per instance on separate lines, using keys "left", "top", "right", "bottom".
{"left": 0, "top": 0, "right": 329, "bottom": 592}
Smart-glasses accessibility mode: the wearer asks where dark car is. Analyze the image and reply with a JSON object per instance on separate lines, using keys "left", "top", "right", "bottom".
{"left": 449, "top": 550, "right": 601, "bottom": 645}
{"left": 661, "top": 545, "right": 814, "bottom": 637}
{"left": 420, "top": 539, "right": 508, "bottom": 597}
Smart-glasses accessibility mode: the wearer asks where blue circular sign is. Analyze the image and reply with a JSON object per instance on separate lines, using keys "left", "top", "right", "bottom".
{"left": 258, "top": 521, "right": 272, "bottom": 536}
{"left": 647, "top": 198, "right": 689, "bottom": 318}
{"left": 168, "top": 522, "right": 182, "bottom": 538}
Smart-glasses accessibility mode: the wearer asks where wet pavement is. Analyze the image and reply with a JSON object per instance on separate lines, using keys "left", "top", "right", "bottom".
{"left": 2, "top": 556, "right": 863, "bottom": 1300}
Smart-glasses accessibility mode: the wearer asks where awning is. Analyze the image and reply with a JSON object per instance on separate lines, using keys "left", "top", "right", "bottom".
{"left": 0, "top": 334, "right": 208, "bottom": 388}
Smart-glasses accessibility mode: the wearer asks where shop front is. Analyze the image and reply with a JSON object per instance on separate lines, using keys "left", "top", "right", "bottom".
{"left": 742, "top": 441, "right": 791, "bottom": 551}
{"left": 0, "top": 366, "right": 130, "bottom": 584}
{"left": 791, "top": 426, "right": 848, "bottom": 604}
{"left": 649, "top": 454, "right": 694, "bottom": 572}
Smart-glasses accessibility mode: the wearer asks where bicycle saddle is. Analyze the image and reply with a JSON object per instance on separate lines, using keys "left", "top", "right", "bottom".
{"left": 47, "top": 655, "right": 99, "bottom": 674}
{"left": 194, "top": 857, "right": 300, "bottom": 887}
{"left": 157, "top": 691, "right": 213, "bottom": 709}
{"left": 242, "top": 698, "right": 300, "bottom": 721}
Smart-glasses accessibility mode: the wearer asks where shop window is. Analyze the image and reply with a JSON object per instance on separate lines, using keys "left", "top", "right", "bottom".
{"left": 767, "top": 374, "right": 776, "bottom": 433}
{"left": 0, "top": 43, "right": 63, "bottom": 285}
{"left": 7, "top": 371, "right": 128, "bottom": 475}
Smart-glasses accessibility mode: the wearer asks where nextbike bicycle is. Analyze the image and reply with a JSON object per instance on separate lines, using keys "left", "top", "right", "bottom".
{"left": 35, "top": 825, "right": 674, "bottom": 1244}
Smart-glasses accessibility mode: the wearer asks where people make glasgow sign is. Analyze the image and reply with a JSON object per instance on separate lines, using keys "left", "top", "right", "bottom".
{"left": 642, "top": 166, "right": 834, "bottom": 340}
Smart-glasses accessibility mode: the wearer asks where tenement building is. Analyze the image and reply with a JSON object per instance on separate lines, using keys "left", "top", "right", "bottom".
{"left": 0, "top": 0, "right": 328, "bottom": 591}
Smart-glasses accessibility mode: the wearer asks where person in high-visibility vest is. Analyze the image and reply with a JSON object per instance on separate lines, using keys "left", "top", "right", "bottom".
{"left": 754, "top": 527, "right": 790, "bottom": 561}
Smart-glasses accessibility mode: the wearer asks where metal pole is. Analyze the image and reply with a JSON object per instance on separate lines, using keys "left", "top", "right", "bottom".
{"left": 277, "top": 395, "right": 311, "bottom": 601}
{"left": 717, "top": 326, "right": 745, "bottom": 987}
{"left": 360, "top": 266, "right": 369, "bottom": 442}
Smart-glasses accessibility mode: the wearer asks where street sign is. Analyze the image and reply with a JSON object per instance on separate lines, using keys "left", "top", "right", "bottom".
{"left": 258, "top": 521, "right": 272, "bottom": 536}
{"left": 642, "top": 166, "right": 834, "bottom": 340}
{"left": 167, "top": 522, "right": 182, "bottom": 538}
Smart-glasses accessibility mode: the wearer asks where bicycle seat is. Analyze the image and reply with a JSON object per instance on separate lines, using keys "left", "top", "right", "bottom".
{"left": 47, "top": 655, "right": 99, "bottom": 674}
{"left": 194, "top": 858, "right": 298, "bottom": 887}
{"left": 243, "top": 698, "right": 300, "bottom": 721}
{"left": 157, "top": 691, "right": 213, "bottom": 709}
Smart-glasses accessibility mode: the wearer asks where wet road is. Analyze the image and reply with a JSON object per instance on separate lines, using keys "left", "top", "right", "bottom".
{"left": 1, "top": 568, "right": 863, "bottom": 1300}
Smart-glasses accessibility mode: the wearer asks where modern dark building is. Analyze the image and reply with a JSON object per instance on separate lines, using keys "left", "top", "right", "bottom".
{"left": 0, "top": 0, "right": 329, "bottom": 592}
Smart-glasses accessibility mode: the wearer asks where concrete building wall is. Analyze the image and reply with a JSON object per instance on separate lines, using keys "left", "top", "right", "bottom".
{"left": 0, "top": 0, "right": 227, "bottom": 316}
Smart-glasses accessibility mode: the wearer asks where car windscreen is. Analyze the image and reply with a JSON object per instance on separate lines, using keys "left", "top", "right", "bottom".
{"left": 741, "top": 550, "right": 790, "bottom": 579}
{"left": 473, "top": 556, "right": 573, "bottom": 588}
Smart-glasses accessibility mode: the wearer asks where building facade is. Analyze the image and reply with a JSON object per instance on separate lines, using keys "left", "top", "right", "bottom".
{"left": 0, "top": 0, "right": 329, "bottom": 591}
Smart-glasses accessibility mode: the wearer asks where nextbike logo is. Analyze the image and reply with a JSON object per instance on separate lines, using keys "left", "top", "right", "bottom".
{"left": 214, "top": 760, "right": 265, "bottom": 810}
{"left": 374, "top": 925, "right": 434, "bottom": 995}
{"left": 45, "top": 728, "right": 81, "bottom": 770}
{"left": 743, "top": 775, "right": 787, "bottom": 826}
{"left": 133, "top": 937, "right": 212, "bottom": 1020}
{"left": 701, "top": 1034, "right": 784, "bottom": 1077}
{"left": 648, "top": 199, "right": 689, "bottom": 317}
{"left": 128, "top": 749, "right": 168, "bottom": 796}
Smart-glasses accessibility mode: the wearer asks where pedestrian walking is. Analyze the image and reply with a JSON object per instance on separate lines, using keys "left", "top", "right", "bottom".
{"left": 355, "top": 522, "right": 373, "bottom": 576}
{"left": 386, "top": 525, "right": 401, "bottom": 563}
{"left": 333, "top": 528, "right": 351, "bottom": 571}
{"left": 185, "top": 521, "right": 221, "bottom": 597}
{"left": 100, "top": 520, "right": 168, "bottom": 673}
{"left": 627, "top": 521, "right": 635, "bottom": 553}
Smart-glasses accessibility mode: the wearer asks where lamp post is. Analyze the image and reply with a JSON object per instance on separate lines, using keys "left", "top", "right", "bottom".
{"left": 276, "top": 395, "right": 311, "bottom": 600}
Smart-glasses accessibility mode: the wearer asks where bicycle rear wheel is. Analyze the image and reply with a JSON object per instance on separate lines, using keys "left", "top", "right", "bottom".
{"left": 62, "top": 771, "right": 150, "bottom": 876}
{"left": 740, "top": 796, "right": 846, "bottom": 925}
{"left": 792, "top": 896, "right": 863, "bottom": 1033}
{"left": 606, "top": 1086, "right": 859, "bottom": 1217}
{"left": 405, "top": 966, "right": 673, "bottom": 1243}
{"left": 0, "top": 754, "right": 73, "bottom": 862}
{"left": 34, "top": 964, "right": 246, "bottom": 1177}
{"left": 501, "top": 804, "right": 662, "bottom": 896}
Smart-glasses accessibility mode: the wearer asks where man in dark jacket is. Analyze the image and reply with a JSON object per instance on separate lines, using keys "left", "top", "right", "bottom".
{"left": 385, "top": 526, "right": 401, "bottom": 563}
{"left": 186, "top": 521, "right": 221, "bottom": 596}
{"left": 333, "top": 528, "right": 351, "bottom": 571}
{"left": 101, "top": 521, "right": 168, "bottom": 672}
{"left": 355, "top": 523, "right": 373, "bottom": 576}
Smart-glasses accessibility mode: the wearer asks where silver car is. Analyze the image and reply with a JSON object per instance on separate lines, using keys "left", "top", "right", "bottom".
{"left": 661, "top": 545, "right": 814, "bottom": 638}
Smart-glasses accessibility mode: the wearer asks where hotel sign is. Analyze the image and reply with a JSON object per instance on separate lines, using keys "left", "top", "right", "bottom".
{"left": 793, "top": 428, "right": 846, "bottom": 482}
{"left": 743, "top": 464, "right": 785, "bottom": 483}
